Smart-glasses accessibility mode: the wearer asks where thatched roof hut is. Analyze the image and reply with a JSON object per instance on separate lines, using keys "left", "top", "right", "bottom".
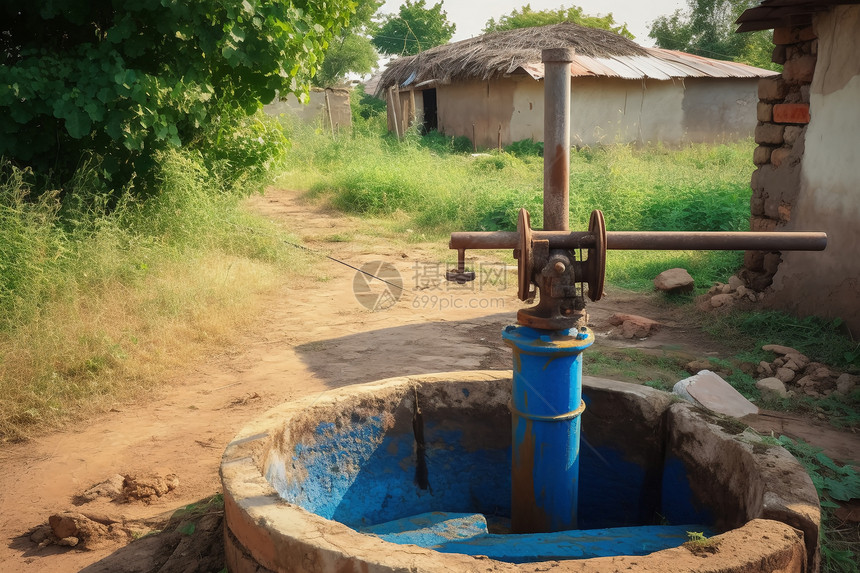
{"left": 377, "top": 23, "right": 771, "bottom": 95}
{"left": 377, "top": 23, "right": 776, "bottom": 148}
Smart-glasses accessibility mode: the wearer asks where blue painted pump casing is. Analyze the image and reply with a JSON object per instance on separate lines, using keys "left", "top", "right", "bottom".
{"left": 502, "top": 324, "right": 595, "bottom": 534}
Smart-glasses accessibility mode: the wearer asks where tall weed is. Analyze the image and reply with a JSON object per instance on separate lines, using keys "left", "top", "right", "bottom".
{"left": 293, "top": 130, "right": 755, "bottom": 290}
{"left": 0, "top": 127, "right": 307, "bottom": 440}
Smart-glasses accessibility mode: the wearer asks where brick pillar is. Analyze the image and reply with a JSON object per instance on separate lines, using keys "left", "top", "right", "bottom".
{"left": 742, "top": 25, "right": 816, "bottom": 291}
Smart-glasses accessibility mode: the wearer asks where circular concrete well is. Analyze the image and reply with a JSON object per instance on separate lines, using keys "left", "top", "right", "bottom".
{"left": 221, "top": 371, "right": 820, "bottom": 573}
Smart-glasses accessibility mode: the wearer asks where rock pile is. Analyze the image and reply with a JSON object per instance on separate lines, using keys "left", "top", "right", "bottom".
{"left": 755, "top": 344, "right": 858, "bottom": 400}
{"left": 29, "top": 512, "right": 128, "bottom": 550}
{"left": 608, "top": 313, "right": 662, "bottom": 339}
{"left": 696, "top": 275, "right": 764, "bottom": 311}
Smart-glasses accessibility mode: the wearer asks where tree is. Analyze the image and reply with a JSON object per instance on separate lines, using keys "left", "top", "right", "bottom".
{"left": 371, "top": 1, "right": 456, "bottom": 56}
{"left": 315, "top": 0, "right": 382, "bottom": 87}
{"left": 0, "top": 0, "right": 355, "bottom": 191}
{"left": 648, "top": 0, "right": 779, "bottom": 70}
{"left": 484, "top": 4, "right": 633, "bottom": 39}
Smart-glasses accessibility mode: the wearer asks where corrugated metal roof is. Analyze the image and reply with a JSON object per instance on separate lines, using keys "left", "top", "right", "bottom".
{"left": 511, "top": 48, "right": 777, "bottom": 81}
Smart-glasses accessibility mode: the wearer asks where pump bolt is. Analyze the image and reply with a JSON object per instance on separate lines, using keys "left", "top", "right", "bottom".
{"left": 553, "top": 261, "right": 566, "bottom": 274}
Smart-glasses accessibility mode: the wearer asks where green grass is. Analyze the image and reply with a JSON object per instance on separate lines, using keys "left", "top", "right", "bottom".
{"left": 584, "top": 348, "right": 689, "bottom": 388}
{"left": 700, "top": 309, "right": 860, "bottom": 429}
{"left": 704, "top": 310, "right": 860, "bottom": 371}
{"left": 0, "top": 113, "right": 311, "bottom": 440}
{"left": 765, "top": 435, "right": 860, "bottom": 573}
{"left": 288, "top": 126, "right": 755, "bottom": 292}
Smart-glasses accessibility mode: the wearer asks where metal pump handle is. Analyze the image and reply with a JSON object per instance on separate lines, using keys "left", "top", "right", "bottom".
{"left": 447, "top": 207, "right": 827, "bottom": 329}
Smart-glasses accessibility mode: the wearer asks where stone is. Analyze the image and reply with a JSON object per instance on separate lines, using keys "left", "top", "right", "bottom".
{"left": 609, "top": 313, "right": 662, "bottom": 339}
{"left": 757, "top": 102, "right": 773, "bottom": 122}
{"left": 795, "top": 375, "right": 814, "bottom": 387}
{"left": 710, "top": 293, "right": 734, "bottom": 308}
{"left": 753, "top": 145, "right": 773, "bottom": 166}
{"left": 773, "top": 26, "right": 816, "bottom": 45}
{"left": 728, "top": 275, "right": 744, "bottom": 290}
{"left": 673, "top": 370, "right": 758, "bottom": 418}
{"left": 46, "top": 512, "right": 122, "bottom": 551}
{"left": 758, "top": 77, "right": 788, "bottom": 101}
{"left": 755, "top": 123, "right": 785, "bottom": 145}
{"left": 772, "top": 44, "right": 787, "bottom": 65}
{"left": 57, "top": 537, "right": 79, "bottom": 547}
{"left": 653, "top": 268, "right": 694, "bottom": 294}
{"left": 686, "top": 360, "right": 712, "bottom": 374}
{"left": 720, "top": 283, "right": 733, "bottom": 294}
{"left": 81, "top": 474, "right": 126, "bottom": 502}
{"left": 784, "top": 126, "right": 804, "bottom": 146}
{"left": 809, "top": 365, "right": 833, "bottom": 379}
{"left": 776, "top": 367, "right": 796, "bottom": 383}
{"left": 49, "top": 514, "right": 79, "bottom": 539}
{"left": 757, "top": 377, "right": 789, "bottom": 400}
{"left": 735, "top": 285, "right": 749, "bottom": 299}
{"left": 758, "top": 361, "right": 774, "bottom": 376}
{"left": 836, "top": 373, "right": 858, "bottom": 395}
{"left": 620, "top": 318, "right": 661, "bottom": 339}
{"left": 783, "top": 55, "right": 816, "bottom": 83}
{"left": 771, "top": 147, "right": 792, "bottom": 168}
{"left": 762, "top": 344, "right": 800, "bottom": 356}
{"left": 29, "top": 525, "right": 51, "bottom": 545}
{"left": 785, "top": 352, "right": 809, "bottom": 369}
{"left": 783, "top": 359, "right": 800, "bottom": 371}
{"left": 123, "top": 473, "right": 179, "bottom": 502}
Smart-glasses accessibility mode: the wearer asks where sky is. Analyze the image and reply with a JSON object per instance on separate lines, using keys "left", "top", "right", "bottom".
{"left": 379, "top": 1, "right": 689, "bottom": 47}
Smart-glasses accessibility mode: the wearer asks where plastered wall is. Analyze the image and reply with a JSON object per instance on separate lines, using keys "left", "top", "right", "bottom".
{"left": 425, "top": 75, "right": 758, "bottom": 148}
{"left": 436, "top": 80, "right": 517, "bottom": 148}
{"left": 765, "top": 6, "right": 860, "bottom": 335}
{"left": 264, "top": 88, "right": 351, "bottom": 131}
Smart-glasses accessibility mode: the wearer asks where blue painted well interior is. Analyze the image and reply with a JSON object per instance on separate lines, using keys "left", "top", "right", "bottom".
{"left": 265, "top": 388, "right": 716, "bottom": 564}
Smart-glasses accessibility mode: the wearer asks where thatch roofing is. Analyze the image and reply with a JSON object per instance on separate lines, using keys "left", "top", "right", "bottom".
{"left": 376, "top": 22, "right": 776, "bottom": 95}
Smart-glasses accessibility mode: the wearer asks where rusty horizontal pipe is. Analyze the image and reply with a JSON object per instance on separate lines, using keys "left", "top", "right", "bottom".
{"left": 605, "top": 231, "right": 827, "bottom": 251}
{"left": 449, "top": 231, "right": 594, "bottom": 251}
{"left": 450, "top": 231, "right": 827, "bottom": 252}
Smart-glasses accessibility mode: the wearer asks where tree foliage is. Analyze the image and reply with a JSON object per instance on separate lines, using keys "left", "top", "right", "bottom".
{"left": 649, "top": 0, "right": 779, "bottom": 70}
{"left": 315, "top": 0, "right": 382, "bottom": 86}
{"left": 371, "top": 0, "right": 455, "bottom": 56}
{"left": 483, "top": 3, "right": 633, "bottom": 39}
{"left": 0, "top": 0, "right": 355, "bottom": 192}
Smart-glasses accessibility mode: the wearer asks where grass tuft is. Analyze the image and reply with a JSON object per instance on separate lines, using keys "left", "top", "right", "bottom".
{"left": 291, "top": 129, "right": 755, "bottom": 291}
{"left": 0, "top": 113, "right": 310, "bottom": 441}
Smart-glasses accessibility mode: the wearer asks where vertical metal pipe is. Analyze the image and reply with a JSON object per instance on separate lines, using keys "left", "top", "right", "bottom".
{"left": 504, "top": 325, "right": 594, "bottom": 533}
{"left": 542, "top": 48, "right": 574, "bottom": 232}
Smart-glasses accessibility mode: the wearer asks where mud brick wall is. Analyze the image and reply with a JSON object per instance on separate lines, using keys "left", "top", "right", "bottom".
{"left": 742, "top": 25, "right": 816, "bottom": 291}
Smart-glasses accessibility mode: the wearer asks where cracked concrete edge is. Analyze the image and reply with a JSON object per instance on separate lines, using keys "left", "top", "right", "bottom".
{"left": 667, "top": 402, "right": 820, "bottom": 572}
{"left": 220, "top": 371, "right": 813, "bottom": 573}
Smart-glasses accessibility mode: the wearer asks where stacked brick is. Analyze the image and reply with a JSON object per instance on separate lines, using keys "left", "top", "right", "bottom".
{"left": 742, "top": 25, "right": 817, "bottom": 291}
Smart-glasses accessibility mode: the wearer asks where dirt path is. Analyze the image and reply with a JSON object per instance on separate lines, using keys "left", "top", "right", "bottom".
{"left": 0, "top": 188, "right": 856, "bottom": 572}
